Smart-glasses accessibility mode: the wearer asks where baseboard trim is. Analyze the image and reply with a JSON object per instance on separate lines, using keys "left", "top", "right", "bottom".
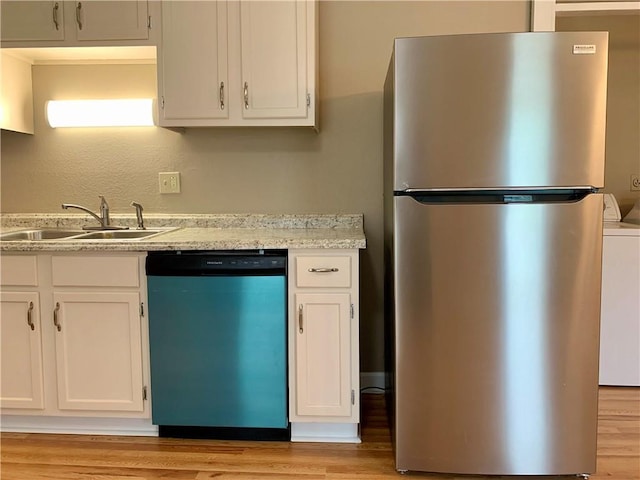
{"left": 1, "top": 375, "right": 387, "bottom": 439}
{"left": 0, "top": 415, "right": 158, "bottom": 436}
{"left": 290, "top": 422, "right": 360, "bottom": 443}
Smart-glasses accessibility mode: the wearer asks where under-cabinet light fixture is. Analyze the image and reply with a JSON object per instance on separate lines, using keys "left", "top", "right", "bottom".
{"left": 46, "top": 99, "right": 154, "bottom": 128}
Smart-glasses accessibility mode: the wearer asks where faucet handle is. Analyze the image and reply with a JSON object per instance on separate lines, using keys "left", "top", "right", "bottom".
{"left": 98, "top": 195, "right": 110, "bottom": 226}
{"left": 131, "top": 201, "right": 145, "bottom": 230}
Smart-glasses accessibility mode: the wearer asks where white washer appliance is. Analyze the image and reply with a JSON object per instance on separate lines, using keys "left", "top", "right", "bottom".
{"left": 600, "top": 194, "right": 640, "bottom": 386}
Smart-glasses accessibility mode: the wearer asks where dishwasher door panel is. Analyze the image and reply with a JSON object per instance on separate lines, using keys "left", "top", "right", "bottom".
{"left": 147, "top": 275, "right": 287, "bottom": 429}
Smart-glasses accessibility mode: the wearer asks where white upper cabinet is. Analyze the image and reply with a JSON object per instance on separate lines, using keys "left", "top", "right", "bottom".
{"left": 0, "top": 51, "right": 34, "bottom": 135}
{"left": 239, "top": 1, "right": 308, "bottom": 120}
{"left": 74, "top": 1, "right": 149, "bottom": 42}
{"left": 0, "top": 1, "right": 156, "bottom": 47}
{"left": 157, "top": 0, "right": 317, "bottom": 128}
{"left": 0, "top": 1, "right": 65, "bottom": 42}
{"left": 158, "top": 1, "right": 229, "bottom": 122}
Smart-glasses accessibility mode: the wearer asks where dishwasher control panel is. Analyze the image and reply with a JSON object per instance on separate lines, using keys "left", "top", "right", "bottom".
{"left": 146, "top": 250, "right": 287, "bottom": 276}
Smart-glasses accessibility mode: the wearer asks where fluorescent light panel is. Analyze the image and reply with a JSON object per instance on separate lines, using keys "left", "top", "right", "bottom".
{"left": 46, "top": 99, "right": 154, "bottom": 128}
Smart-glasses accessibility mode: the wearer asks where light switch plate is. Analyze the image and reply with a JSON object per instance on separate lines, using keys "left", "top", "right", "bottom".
{"left": 631, "top": 174, "right": 640, "bottom": 192}
{"left": 159, "top": 172, "right": 181, "bottom": 194}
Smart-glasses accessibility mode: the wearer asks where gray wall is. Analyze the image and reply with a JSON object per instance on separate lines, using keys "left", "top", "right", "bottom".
{"left": 557, "top": 13, "right": 640, "bottom": 216}
{"left": 0, "top": 1, "right": 530, "bottom": 372}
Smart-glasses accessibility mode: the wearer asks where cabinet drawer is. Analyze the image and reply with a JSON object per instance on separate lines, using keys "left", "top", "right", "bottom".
{"left": 0, "top": 255, "right": 38, "bottom": 286}
{"left": 295, "top": 256, "right": 351, "bottom": 288}
{"left": 52, "top": 256, "right": 139, "bottom": 287}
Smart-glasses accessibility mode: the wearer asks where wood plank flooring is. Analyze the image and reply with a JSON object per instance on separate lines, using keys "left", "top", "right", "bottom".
{"left": 1, "top": 387, "right": 638, "bottom": 479}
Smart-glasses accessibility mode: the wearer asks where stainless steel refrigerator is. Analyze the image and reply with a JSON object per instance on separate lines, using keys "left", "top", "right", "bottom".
{"left": 383, "top": 32, "right": 608, "bottom": 476}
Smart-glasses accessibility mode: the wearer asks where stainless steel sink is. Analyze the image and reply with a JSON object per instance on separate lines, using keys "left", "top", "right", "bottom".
{"left": 0, "top": 229, "right": 86, "bottom": 241}
{"left": 75, "top": 229, "right": 172, "bottom": 240}
{"left": 0, "top": 227, "right": 177, "bottom": 241}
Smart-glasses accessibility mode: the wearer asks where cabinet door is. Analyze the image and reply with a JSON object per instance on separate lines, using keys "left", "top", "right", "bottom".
{"left": 0, "top": 1, "right": 64, "bottom": 41}
{"left": 74, "top": 1, "right": 148, "bottom": 41}
{"left": 0, "top": 52, "right": 35, "bottom": 135}
{"left": 158, "top": 0, "right": 229, "bottom": 124}
{"left": 294, "top": 293, "right": 352, "bottom": 417}
{"left": 0, "top": 292, "right": 44, "bottom": 409}
{"left": 53, "top": 292, "right": 144, "bottom": 412}
{"left": 239, "top": 0, "right": 308, "bottom": 119}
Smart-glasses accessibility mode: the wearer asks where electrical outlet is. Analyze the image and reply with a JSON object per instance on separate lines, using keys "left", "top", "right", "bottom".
{"left": 159, "top": 172, "right": 181, "bottom": 194}
{"left": 631, "top": 174, "right": 640, "bottom": 192}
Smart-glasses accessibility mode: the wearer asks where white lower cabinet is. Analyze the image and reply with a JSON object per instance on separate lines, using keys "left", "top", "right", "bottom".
{"left": 0, "top": 253, "right": 151, "bottom": 433}
{"left": 1, "top": 248, "right": 360, "bottom": 440}
{"left": 0, "top": 291, "right": 44, "bottom": 409}
{"left": 288, "top": 249, "right": 360, "bottom": 443}
{"left": 53, "top": 291, "right": 144, "bottom": 412}
{"left": 294, "top": 293, "right": 352, "bottom": 417}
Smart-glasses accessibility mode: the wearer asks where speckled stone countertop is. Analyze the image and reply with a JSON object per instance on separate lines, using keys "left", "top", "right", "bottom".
{"left": 0, "top": 214, "right": 366, "bottom": 252}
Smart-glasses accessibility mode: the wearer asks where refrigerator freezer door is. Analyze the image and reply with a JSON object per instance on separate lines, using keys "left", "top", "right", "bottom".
{"left": 392, "top": 194, "right": 603, "bottom": 475}
{"left": 390, "top": 32, "right": 608, "bottom": 191}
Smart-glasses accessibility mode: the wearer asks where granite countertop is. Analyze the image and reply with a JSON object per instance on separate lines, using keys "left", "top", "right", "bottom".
{"left": 0, "top": 214, "right": 367, "bottom": 252}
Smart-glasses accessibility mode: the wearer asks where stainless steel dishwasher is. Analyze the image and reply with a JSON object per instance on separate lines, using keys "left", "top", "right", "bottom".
{"left": 146, "top": 250, "right": 288, "bottom": 440}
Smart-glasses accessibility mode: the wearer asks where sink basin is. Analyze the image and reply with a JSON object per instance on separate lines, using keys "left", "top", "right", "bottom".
{"left": 0, "top": 229, "right": 86, "bottom": 241}
{"left": 74, "top": 228, "right": 174, "bottom": 240}
{"left": 0, "top": 227, "right": 177, "bottom": 242}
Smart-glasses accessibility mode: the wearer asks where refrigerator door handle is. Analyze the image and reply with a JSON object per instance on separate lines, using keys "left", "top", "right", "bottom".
{"left": 398, "top": 189, "right": 596, "bottom": 205}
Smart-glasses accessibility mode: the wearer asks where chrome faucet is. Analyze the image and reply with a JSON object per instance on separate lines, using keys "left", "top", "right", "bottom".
{"left": 61, "top": 195, "right": 115, "bottom": 230}
{"left": 99, "top": 195, "right": 110, "bottom": 227}
{"left": 131, "top": 201, "right": 145, "bottom": 230}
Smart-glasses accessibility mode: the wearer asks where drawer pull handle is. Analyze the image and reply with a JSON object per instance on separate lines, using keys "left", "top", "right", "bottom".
{"left": 53, "top": 302, "right": 62, "bottom": 332}
{"left": 219, "top": 82, "right": 225, "bottom": 110}
{"left": 27, "top": 302, "right": 35, "bottom": 331}
{"left": 298, "top": 304, "right": 303, "bottom": 333}
{"left": 308, "top": 267, "right": 339, "bottom": 273}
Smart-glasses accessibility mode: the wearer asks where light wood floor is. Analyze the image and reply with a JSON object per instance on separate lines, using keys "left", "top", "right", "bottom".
{"left": 1, "top": 387, "right": 638, "bottom": 479}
